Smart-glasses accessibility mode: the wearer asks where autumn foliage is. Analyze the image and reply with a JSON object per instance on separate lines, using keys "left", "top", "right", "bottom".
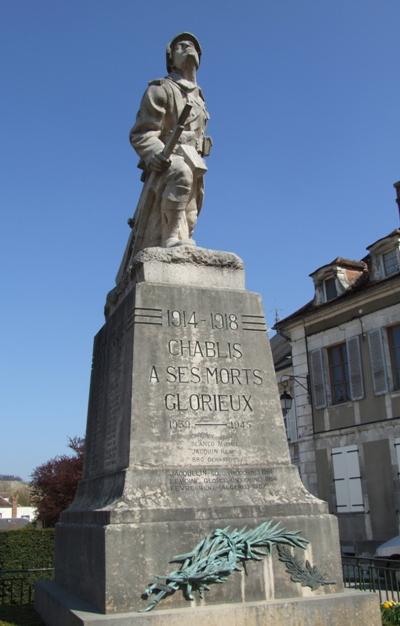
{"left": 30, "top": 437, "right": 84, "bottom": 527}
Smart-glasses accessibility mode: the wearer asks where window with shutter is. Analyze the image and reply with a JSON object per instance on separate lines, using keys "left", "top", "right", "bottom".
{"left": 388, "top": 325, "right": 400, "bottom": 390}
{"left": 309, "top": 349, "right": 326, "bottom": 409}
{"left": 346, "top": 336, "right": 364, "bottom": 400}
{"left": 327, "top": 343, "right": 350, "bottom": 404}
{"left": 367, "top": 329, "right": 388, "bottom": 394}
{"left": 332, "top": 445, "right": 364, "bottom": 513}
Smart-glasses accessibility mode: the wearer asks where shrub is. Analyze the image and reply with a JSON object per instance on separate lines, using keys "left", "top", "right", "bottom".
{"left": 0, "top": 530, "right": 54, "bottom": 606}
{"left": 0, "top": 529, "right": 54, "bottom": 570}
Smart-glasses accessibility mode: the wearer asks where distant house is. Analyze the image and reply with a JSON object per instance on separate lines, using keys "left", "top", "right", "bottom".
{"left": 274, "top": 182, "right": 400, "bottom": 555}
{"left": 0, "top": 494, "right": 36, "bottom": 524}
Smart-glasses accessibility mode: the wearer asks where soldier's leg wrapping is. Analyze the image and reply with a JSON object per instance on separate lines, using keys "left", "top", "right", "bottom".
{"left": 161, "top": 156, "right": 193, "bottom": 247}
{"left": 186, "top": 194, "right": 198, "bottom": 239}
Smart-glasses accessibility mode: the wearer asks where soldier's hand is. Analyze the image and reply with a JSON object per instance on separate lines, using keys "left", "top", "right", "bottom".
{"left": 148, "top": 152, "right": 171, "bottom": 173}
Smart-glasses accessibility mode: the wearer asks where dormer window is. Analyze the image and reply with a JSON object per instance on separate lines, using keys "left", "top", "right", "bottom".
{"left": 324, "top": 277, "right": 338, "bottom": 302}
{"left": 367, "top": 230, "right": 400, "bottom": 281}
{"left": 310, "top": 258, "right": 366, "bottom": 306}
{"left": 382, "top": 249, "right": 400, "bottom": 277}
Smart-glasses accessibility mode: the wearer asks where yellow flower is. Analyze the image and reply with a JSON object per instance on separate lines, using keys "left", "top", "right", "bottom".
{"left": 382, "top": 600, "right": 396, "bottom": 608}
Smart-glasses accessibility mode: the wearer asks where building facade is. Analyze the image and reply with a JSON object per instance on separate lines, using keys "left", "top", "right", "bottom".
{"left": 275, "top": 221, "right": 400, "bottom": 555}
{"left": 270, "top": 333, "right": 300, "bottom": 466}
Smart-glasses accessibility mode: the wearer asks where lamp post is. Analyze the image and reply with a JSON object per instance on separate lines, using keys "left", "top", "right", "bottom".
{"left": 279, "top": 375, "right": 310, "bottom": 416}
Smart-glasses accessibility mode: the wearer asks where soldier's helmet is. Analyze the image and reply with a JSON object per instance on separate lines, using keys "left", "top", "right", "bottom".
{"left": 166, "top": 32, "right": 202, "bottom": 73}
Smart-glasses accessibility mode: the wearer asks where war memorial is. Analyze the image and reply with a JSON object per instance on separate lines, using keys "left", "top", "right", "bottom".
{"left": 36, "top": 33, "right": 380, "bottom": 625}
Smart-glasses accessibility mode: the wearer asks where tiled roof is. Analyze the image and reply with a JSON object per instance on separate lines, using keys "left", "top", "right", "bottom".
{"left": 309, "top": 257, "right": 367, "bottom": 277}
{"left": 367, "top": 229, "right": 400, "bottom": 250}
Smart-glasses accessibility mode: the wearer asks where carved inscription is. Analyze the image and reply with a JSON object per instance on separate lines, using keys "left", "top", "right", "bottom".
{"left": 169, "top": 468, "right": 276, "bottom": 492}
{"left": 147, "top": 306, "right": 268, "bottom": 471}
{"left": 164, "top": 309, "right": 267, "bottom": 333}
{"left": 149, "top": 336, "right": 264, "bottom": 429}
{"left": 85, "top": 293, "right": 133, "bottom": 478}
{"left": 190, "top": 438, "right": 242, "bottom": 464}
{"left": 103, "top": 322, "right": 123, "bottom": 470}
{"left": 166, "top": 310, "right": 239, "bottom": 331}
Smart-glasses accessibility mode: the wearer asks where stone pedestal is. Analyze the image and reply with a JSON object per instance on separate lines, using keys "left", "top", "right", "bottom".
{"left": 36, "top": 247, "right": 380, "bottom": 625}
{"left": 36, "top": 582, "right": 381, "bottom": 626}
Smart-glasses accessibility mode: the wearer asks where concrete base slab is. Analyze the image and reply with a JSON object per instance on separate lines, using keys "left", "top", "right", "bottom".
{"left": 36, "top": 580, "right": 381, "bottom": 626}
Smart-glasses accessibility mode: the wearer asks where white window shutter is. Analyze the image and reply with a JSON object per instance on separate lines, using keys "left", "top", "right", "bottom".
{"left": 345, "top": 448, "right": 364, "bottom": 510}
{"left": 332, "top": 445, "right": 364, "bottom": 513}
{"left": 346, "top": 336, "right": 364, "bottom": 400}
{"left": 331, "top": 450, "right": 349, "bottom": 510}
{"left": 309, "top": 349, "right": 326, "bottom": 408}
{"left": 367, "top": 329, "right": 388, "bottom": 394}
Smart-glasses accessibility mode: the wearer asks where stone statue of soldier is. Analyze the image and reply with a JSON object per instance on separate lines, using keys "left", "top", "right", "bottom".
{"left": 119, "top": 33, "right": 211, "bottom": 277}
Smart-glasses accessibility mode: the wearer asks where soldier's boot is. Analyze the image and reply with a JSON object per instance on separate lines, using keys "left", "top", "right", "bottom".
{"left": 162, "top": 200, "right": 193, "bottom": 248}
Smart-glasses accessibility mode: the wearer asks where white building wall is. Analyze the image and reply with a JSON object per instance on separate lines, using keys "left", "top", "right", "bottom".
{"left": 0, "top": 506, "right": 36, "bottom": 520}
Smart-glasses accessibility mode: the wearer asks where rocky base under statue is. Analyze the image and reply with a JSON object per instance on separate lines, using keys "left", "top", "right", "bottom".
{"left": 36, "top": 247, "right": 380, "bottom": 625}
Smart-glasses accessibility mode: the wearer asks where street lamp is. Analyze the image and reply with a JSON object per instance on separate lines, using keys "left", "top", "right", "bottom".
{"left": 280, "top": 390, "right": 293, "bottom": 415}
{"left": 279, "top": 375, "right": 310, "bottom": 416}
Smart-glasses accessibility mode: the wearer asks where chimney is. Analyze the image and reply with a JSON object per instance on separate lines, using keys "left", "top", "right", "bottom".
{"left": 11, "top": 494, "right": 18, "bottom": 518}
{"left": 394, "top": 181, "right": 400, "bottom": 220}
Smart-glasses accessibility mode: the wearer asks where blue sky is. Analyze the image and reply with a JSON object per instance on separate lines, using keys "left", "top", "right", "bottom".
{"left": 1, "top": 1, "right": 399, "bottom": 480}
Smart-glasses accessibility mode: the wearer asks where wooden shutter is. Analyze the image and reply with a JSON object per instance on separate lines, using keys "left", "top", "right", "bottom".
{"left": 332, "top": 446, "right": 364, "bottom": 512}
{"left": 331, "top": 449, "right": 349, "bottom": 510}
{"left": 346, "top": 336, "right": 364, "bottom": 400}
{"left": 309, "top": 349, "right": 326, "bottom": 409}
{"left": 395, "top": 439, "right": 400, "bottom": 477}
{"left": 367, "top": 329, "right": 388, "bottom": 394}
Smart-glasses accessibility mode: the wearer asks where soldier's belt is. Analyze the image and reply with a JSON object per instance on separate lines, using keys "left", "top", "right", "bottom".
{"left": 163, "top": 131, "right": 212, "bottom": 157}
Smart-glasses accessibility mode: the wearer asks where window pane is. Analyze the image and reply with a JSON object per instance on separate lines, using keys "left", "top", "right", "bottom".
{"left": 324, "top": 277, "right": 337, "bottom": 301}
{"left": 383, "top": 249, "right": 399, "bottom": 276}
{"left": 389, "top": 325, "right": 400, "bottom": 390}
{"left": 328, "top": 344, "right": 350, "bottom": 403}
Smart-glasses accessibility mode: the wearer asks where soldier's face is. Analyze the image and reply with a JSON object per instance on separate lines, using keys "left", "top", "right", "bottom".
{"left": 172, "top": 40, "right": 199, "bottom": 70}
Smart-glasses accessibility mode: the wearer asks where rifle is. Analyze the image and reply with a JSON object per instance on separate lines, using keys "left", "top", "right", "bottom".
{"left": 116, "top": 103, "right": 192, "bottom": 284}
